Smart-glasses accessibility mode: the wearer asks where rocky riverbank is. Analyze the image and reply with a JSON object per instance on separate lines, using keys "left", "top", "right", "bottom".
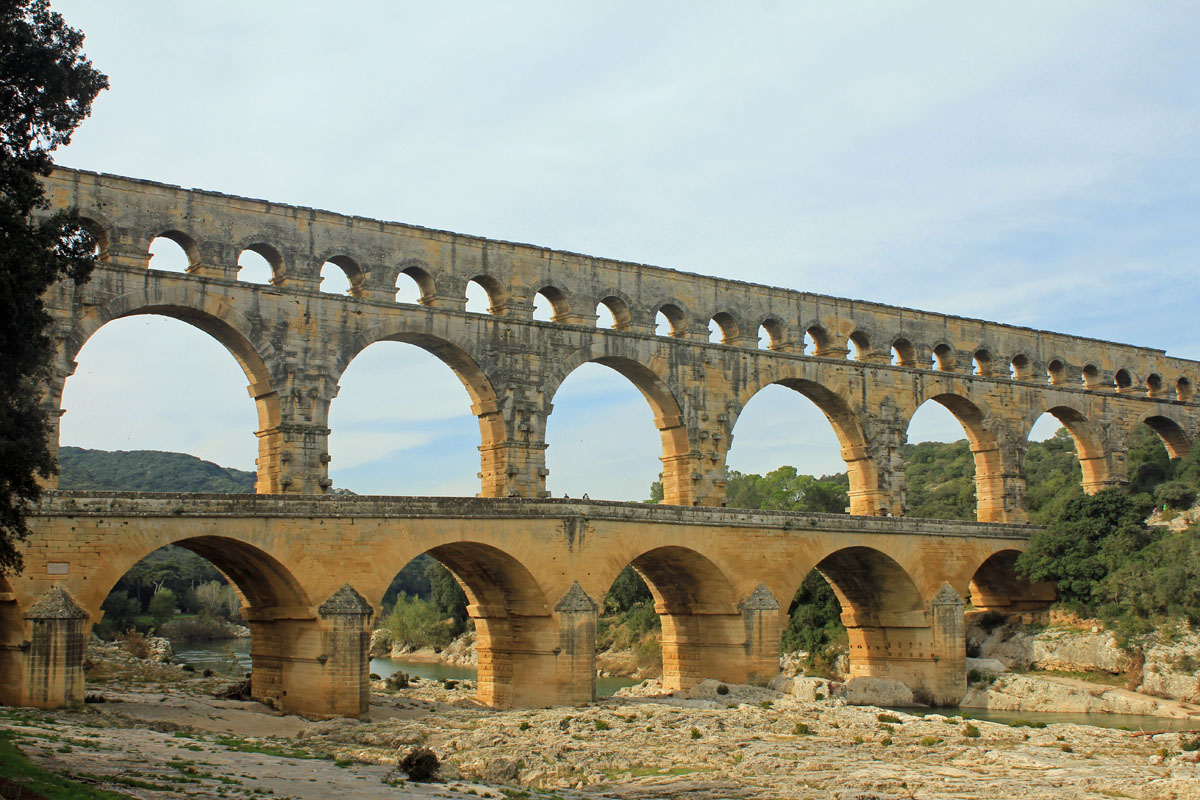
{"left": 11, "top": 659, "right": 1200, "bottom": 800}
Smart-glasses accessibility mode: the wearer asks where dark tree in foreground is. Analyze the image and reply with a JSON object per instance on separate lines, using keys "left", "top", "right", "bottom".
{"left": 0, "top": 0, "right": 107, "bottom": 574}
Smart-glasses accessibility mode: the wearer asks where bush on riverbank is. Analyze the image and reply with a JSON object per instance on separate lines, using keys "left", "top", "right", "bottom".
{"left": 383, "top": 595, "right": 456, "bottom": 650}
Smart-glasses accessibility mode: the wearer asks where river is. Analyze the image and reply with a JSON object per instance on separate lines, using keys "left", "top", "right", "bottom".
{"left": 171, "top": 638, "right": 1198, "bottom": 731}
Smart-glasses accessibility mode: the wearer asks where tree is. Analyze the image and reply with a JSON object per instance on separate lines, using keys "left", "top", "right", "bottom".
{"left": 1, "top": 0, "right": 107, "bottom": 574}
{"left": 148, "top": 588, "right": 177, "bottom": 626}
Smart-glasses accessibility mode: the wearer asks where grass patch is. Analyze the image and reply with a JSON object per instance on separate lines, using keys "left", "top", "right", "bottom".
{"left": 210, "top": 734, "right": 317, "bottom": 759}
{"left": 876, "top": 713, "right": 901, "bottom": 724}
{"left": 0, "top": 733, "right": 129, "bottom": 800}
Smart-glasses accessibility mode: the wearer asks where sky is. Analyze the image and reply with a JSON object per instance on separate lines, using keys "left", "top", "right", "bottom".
{"left": 50, "top": 1, "right": 1200, "bottom": 500}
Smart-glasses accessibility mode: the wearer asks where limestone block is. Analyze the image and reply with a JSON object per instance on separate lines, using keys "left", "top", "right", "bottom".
{"left": 841, "top": 676, "right": 916, "bottom": 707}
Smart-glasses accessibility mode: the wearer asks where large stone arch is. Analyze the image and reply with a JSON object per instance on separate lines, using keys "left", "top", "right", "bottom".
{"left": 966, "top": 548, "right": 1056, "bottom": 614}
{"left": 60, "top": 287, "right": 283, "bottom": 492}
{"left": 1023, "top": 402, "right": 1111, "bottom": 494}
{"left": 331, "top": 321, "right": 507, "bottom": 495}
{"left": 732, "top": 370, "right": 883, "bottom": 515}
{"left": 905, "top": 390, "right": 1011, "bottom": 522}
{"left": 1137, "top": 411, "right": 1193, "bottom": 459}
{"left": 367, "top": 539, "right": 559, "bottom": 708}
{"left": 545, "top": 341, "right": 694, "bottom": 505}
{"left": 597, "top": 544, "right": 747, "bottom": 691}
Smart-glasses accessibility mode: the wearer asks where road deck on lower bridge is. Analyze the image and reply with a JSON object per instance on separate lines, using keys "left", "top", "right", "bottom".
{"left": 2, "top": 493, "right": 1049, "bottom": 718}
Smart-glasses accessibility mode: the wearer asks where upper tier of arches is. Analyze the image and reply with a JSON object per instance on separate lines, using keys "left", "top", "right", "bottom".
{"left": 52, "top": 168, "right": 1197, "bottom": 407}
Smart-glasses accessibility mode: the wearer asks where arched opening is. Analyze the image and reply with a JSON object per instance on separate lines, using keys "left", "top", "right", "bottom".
{"left": 328, "top": 337, "right": 501, "bottom": 496}
{"left": 74, "top": 217, "right": 110, "bottom": 260}
{"left": 602, "top": 547, "right": 742, "bottom": 691}
{"left": 59, "top": 315, "right": 265, "bottom": 491}
{"left": 1115, "top": 368, "right": 1134, "bottom": 392}
{"left": 376, "top": 543, "right": 552, "bottom": 708}
{"left": 968, "top": 550, "right": 1056, "bottom": 615}
{"left": 395, "top": 265, "right": 433, "bottom": 305}
{"left": 1178, "top": 377, "right": 1194, "bottom": 402}
{"left": 729, "top": 380, "right": 876, "bottom": 515}
{"left": 932, "top": 343, "right": 955, "bottom": 371}
{"left": 906, "top": 394, "right": 1005, "bottom": 522}
{"left": 1010, "top": 354, "right": 1032, "bottom": 381}
{"left": 1024, "top": 409, "right": 1099, "bottom": 519}
{"left": 758, "top": 319, "right": 784, "bottom": 350}
{"left": 88, "top": 536, "right": 311, "bottom": 710}
{"left": 810, "top": 547, "right": 925, "bottom": 685}
{"left": 237, "top": 245, "right": 279, "bottom": 285}
{"left": 655, "top": 304, "right": 687, "bottom": 337}
{"left": 1142, "top": 415, "right": 1191, "bottom": 460}
{"left": 1082, "top": 364, "right": 1102, "bottom": 390}
{"left": 1147, "top": 373, "right": 1164, "bottom": 398}
{"left": 803, "top": 325, "right": 831, "bottom": 357}
{"left": 464, "top": 276, "right": 504, "bottom": 315}
{"left": 596, "top": 296, "right": 631, "bottom": 331}
{"left": 147, "top": 233, "right": 195, "bottom": 273}
{"left": 847, "top": 331, "right": 869, "bottom": 361}
{"left": 1047, "top": 359, "right": 1067, "bottom": 385}
{"left": 891, "top": 338, "right": 917, "bottom": 368}
{"left": 319, "top": 257, "right": 360, "bottom": 295}
{"left": 972, "top": 349, "right": 993, "bottom": 377}
{"left": 781, "top": 569, "right": 847, "bottom": 678}
{"left": 708, "top": 312, "right": 739, "bottom": 344}
{"left": 544, "top": 362, "right": 663, "bottom": 501}
{"left": 532, "top": 286, "right": 569, "bottom": 322}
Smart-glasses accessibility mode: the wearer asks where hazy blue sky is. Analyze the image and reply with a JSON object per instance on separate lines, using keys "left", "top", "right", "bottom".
{"left": 51, "top": 2, "right": 1200, "bottom": 499}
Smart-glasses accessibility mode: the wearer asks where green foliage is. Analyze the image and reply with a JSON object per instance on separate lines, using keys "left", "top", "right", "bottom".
{"left": 57, "top": 447, "right": 256, "bottom": 492}
{"left": 0, "top": 730, "right": 129, "bottom": 799}
{"left": 781, "top": 570, "right": 845, "bottom": 671}
{"left": 1016, "top": 490, "right": 1152, "bottom": 607}
{"left": 382, "top": 553, "right": 435, "bottom": 608}
{"left": 383, "top": 594, "right": 454, "bottom": 650}
{"left": 725, "top": 466, "right": 848, "bottom": 513}
{"left": 605, "top": 565, "right": 652, "bottom": 614}
{"left": 1094, "top": 525, "right": 1200, "bottom": 624}
{"left": 0, "top": 0, "right": 108, "bottom": 574}
{"left": 1155, "top": 480, "right": 1197, "bottom": 511}
{"left": 597, "top": 600, "right": 660, "bottom": 652}
{"left": 903, "top": 440, "right": 977, "bottom": 520}
{"left": 98, "top": 590, "right": 140, "bottom": 633}
{"left": 148, "top": 588, "right": 176, "bottom": 625}
{"left": 426, "top": 560, "right": 469, "bottom": 633}
{"left": 105, "top": 544, "right": 227, "bottom": 617}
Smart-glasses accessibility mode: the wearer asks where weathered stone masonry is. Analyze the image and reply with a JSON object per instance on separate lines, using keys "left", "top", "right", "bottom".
{"left": 0, "top": 168, "right": 1194, "bottom": 717}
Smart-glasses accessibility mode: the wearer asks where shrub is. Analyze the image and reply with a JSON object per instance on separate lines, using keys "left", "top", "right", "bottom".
{"left": 716, "top": 684, "right": 729, "bottom": 695}
{"left": 384, "top": 595, "right": 454, "bottom": 650}
{"left": 967, "top": 669, "right": 982, "bottom": 684}
{"left": 148, "top": 588, "right": 177, "bottom": 626}
{"left": 399, "top": 747, "right": 440, "bottom": 781}
{"left": 122, "top": 630, "right": 151, "bottom": 659}
{"left": 1181, "top": 736, "right": 1200, "bottom": 752}
{"left": 690, "top": 728, "right": 701, "bottom": 740}
{"left": 880, "top": 736, "right": 892, "bottom": 746}
{"left": 964, "top": 723, "right": 981, "bottom": 738}
{"left": 978, "top": 610, "right": 1008, "bottom": 633}
{"left": 595, "top": 720, "right": 610, "bottom": 731}
{"left": 793, "top": 722, "right": 811, "bottom": 735}
{"left": 1059, "top": 744, "right": 1073, "bottom": 753}
{"left": 518, "top": 721, "right": 531, "bottom": 731}
{"left": 442, "top": 679, "right": 457, "bottom": 690}
{"left": 919, "top": 736, "right": 941, "bottom": 747}
{"left": 1156, "top": 481, "right": 1197, "bottom": 511}
{"left": 876, "top": 713, "right": 901, "bottom": 724}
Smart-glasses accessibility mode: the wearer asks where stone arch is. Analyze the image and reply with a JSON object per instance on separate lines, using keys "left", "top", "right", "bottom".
{"left": 87, "top": 531, "right": 313, "bottom": 711}
{"left": 1115, "top": 368, "right": 1134, "bottom": 392}
{"left": 908, "top": 392, "right": 1007, "bottom": 522}
{"left": 1010, "top": 353, "right": 1033, "bottom": 381}
{"left": 318, "top": 253, "right": 366, "bottom": 293}
{"left": 734, "top": 374, "right": 882, "bottom": 515}
{"left": 64, "top": 287, "right": 283, "bottom": 492}
{"left": 1146, "top": 373, "right": 1164, "bottom": 397}
{"left": 757, "top": 317, "right": 786, "bottom": 350}
{"left": 462, "top": 273, "right": 508, "bottom": 315}
{"left": 1082, "top": 363, "right": 1102, "bottom": 390}
{"left": 972, "top": 348, "right": 994, "bottom": 376}
{"left": 334, "top": 322, "right": 507, "bottom": 496}
{"left": 653, "top": 299, "right": 690, "bottom": 337}
{"left": 595, "top": 290, "right": 634, "bottom": 331}
{"left": 931, "top": 342, "right": 956, "bottom": 371}
{"left": 847, "top": 329, "right": 871, "bottom": 360}
{"left": 417, "top": 541, "right": 555, "bottom": 708}
{"left": 72, "top": 213, "right": 116, "bottom": 260}
{"left": 237, "top": 240, "right": 287, "bottom": 284}
{"left": 1046, "top": 357, "right": 1068, "bottom": 385}
{"left": 891, "top": 337, "right": 918, "bottom": 367}
{"left": 532, "top": 284, "right": 572, "bottom": 322}
{"left": 148, "top": 229, "right": 201, "bottom": 270}
{"left": 1178, "top": 377, "right": 1194, "bottom": 402}
{"left": 1027, "top": 404, "right": 1110, "bottom": 493}
{"left": 709, "top": 311, "right": 742, "bottom": 344}
{"left": 967, "top": 549, "right": 1056, "bottom": 613}
{"left": 804, "top": 546, "right": 929, "bottom": 686}
{"left": 546, "top": 342, "right": 692, "bottom": 504}
{"left": 1139, "top": 413, "right": 1192, "bottom": 459}
{"left": 395, "top": 259, "right": 437, "bottom": 304}
{"left": 804, "top": 323, "right": 834, "bottom": 356}
{"left": 605, "top": 545, "right": 743, "bottom": 691}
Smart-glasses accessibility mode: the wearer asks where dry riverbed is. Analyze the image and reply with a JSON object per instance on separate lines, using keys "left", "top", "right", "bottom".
{"left": 4, "top": 661, "right": 1200, "bottom": 800}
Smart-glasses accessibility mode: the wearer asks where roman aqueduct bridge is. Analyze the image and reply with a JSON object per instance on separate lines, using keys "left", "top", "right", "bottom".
{"left": 1, "top": 168, "right": 1195, "bottom": 717}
